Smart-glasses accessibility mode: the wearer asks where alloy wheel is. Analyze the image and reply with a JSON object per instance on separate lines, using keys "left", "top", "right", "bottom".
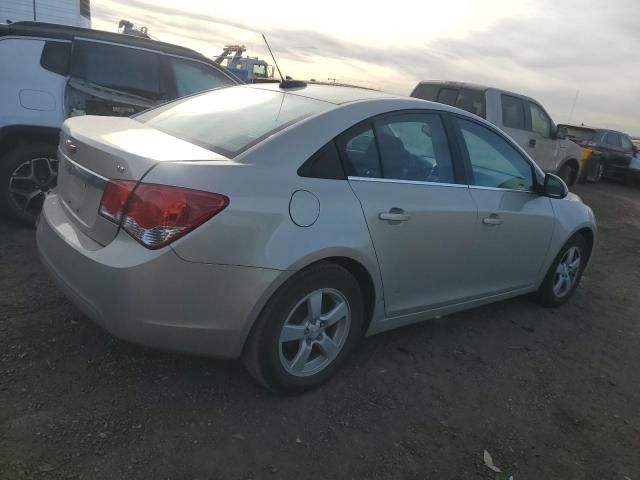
{"left": 8, "top": 156, "right": 58, "bottom": 217}
{"left": 553, "top": 246, "right": 581, "bottom": 298}
{"left": 278, "top": 288, "right": 351, "bottom": 377}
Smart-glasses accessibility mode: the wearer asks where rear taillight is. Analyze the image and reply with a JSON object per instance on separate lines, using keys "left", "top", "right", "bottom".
{"left": 99, "top": 181, "right": 228, "bottom": 249}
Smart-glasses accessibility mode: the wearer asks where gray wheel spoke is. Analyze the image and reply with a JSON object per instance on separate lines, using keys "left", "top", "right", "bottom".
{"left": 307, "top": 290, "right": 323, "bottom": 321}
{"left": 321, "top": 301, "right": 347, "bottom": 328}
{"left": 317, "top": 334, "right": 339, "bottom": 359}
{"left": 279, "top": 324, "right": 307, "bottom": 343}
{"left": 290, "top": 342, "right": 313, "bottom": 372}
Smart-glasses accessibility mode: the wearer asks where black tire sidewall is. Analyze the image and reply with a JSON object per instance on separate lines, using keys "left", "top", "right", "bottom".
{"left": 538, "top": 235, "right": 588, "bottom": 307}
{"left": 0, "top": 143, "right": 57, "bottom": 225}
{"left": 248, "top": 263, "right": 364, "bottom": 393}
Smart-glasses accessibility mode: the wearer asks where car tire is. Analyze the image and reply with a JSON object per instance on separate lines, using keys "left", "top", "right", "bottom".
{"left": 535, "top": 234, "right": 588, "bottom": 307}
{"left": 588, "top": 159, "right": 603, "bottom": 183}
{"left": 242, "top": 262, "right": 364, "bottom": 393}
{"left": 557, "top": 163, "right": 576, "bottom": 186}
{"left": 0, "top": 143, "right": 58, "bottom": 226}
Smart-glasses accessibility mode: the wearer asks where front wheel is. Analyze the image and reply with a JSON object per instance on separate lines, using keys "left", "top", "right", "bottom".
{"left": 242, "top": 262, "right": 364, "bottom": 393}
{"left": 557, "top": 163, "right": 576, "bottom": 186}
{"left": 536, "top": 234, "right": 588, "bottom": 307}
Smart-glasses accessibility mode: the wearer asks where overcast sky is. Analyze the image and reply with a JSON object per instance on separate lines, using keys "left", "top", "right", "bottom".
{"left": 92, "top": 0, "right": 639, "bottom": 135}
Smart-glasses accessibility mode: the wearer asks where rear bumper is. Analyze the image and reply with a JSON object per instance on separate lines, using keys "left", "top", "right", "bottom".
{"left": 37, "top": 193, "right": 291, "bottom": 358}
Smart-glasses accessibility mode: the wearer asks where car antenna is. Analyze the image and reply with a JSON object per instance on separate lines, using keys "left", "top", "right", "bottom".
{"left": 261, "top": 34, "right": 306, "bottom": 89}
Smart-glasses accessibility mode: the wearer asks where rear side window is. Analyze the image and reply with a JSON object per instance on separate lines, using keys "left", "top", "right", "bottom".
{"left": 41, "top": 41, "right": 71, "bottom": 76}
{"left": 375, "top": 113, "right": 455, "bottom": 183}
{"left": 71, "top": 41, "right": 162, "bottom": 100}
{"left": 136, "top": 87, "right": 331, "bottom": 157}
{"left": 168, "top": 57, "right": 234, "bottom": 98}
{"left": 501, "top": 94, "right": 526, "bottom": 129}
{"left": 411, "top": 84, "right": 439, "bottom": 101}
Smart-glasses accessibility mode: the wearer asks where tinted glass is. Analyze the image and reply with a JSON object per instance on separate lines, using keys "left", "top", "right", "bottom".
{"left": 169, "top": 57, "right": 233, "bottom": 97}
{"left": 337, "top": 124, "right": 381, "bottom": 178}
{"left": 411, "top": 84, "right": 439, "bottom": 101}
{"left": 455, "top": 88, "right": 485, "bottom": 117}
{"left": 375, "top": 114, "right": 454, "bottom": 183}
{"left": 71, "top": 41, "right": 161, "bottom": 99}
{"left": 565, "top": 126, "right": 596, "bottom": 142}
{"left": 501, "top": 94, "right": 526, "bottom": 129}
{"left": 606, "top": 133, "right": 621, "bottom": 148}
{"left": 137, "top": 87, "right": 331, "bottom": 157}
{"left": 298, "top": 141, "right": 345, "bottom": 180}
{"left": 459, "top": 119, "right": 533, "bottom": 191}
{"left": 80, "top": 0, "right": 91, "bottom": 18}
{"left": 620, "top": 135, "right": 634, "bottom": 152}
{"left": 41, "top": 41, "right": 71, "bottom": 76}
{"left": 529, "top": 102, "right": 551, "bottom": 138}
{"left": 437, "top": 88, "right": 458, "bottom": 106}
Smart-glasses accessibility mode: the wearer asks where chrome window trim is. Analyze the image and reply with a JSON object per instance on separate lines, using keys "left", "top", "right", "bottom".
{"left": 468, "top": 185, "right": 538, "bottom": 195}
{"left": 347, "top": 176, "right": 468, "bottom": 188}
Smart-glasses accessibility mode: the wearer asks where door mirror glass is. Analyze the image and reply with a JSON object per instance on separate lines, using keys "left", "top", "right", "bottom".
{"left": 543, "top": 173, "right": 568, "bottom": 199}
{"left": 555, "top": 126, "right": 568, "bottom": 140}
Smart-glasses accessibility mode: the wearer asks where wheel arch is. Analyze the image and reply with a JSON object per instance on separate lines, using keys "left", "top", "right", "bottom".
{"left": 0, "top": 126, "right": 60, "bottom": 159}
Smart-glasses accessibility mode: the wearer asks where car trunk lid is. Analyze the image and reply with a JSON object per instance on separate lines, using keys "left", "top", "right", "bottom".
{"left": 57, "top": 116, "right": 225, "bottom": 246}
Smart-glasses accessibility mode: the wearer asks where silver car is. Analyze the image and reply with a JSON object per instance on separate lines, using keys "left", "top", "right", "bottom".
{"left": 37, "top": 83, "right": 597, "bottom": 392}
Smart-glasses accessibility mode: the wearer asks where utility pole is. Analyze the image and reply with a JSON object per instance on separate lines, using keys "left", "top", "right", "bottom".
{"left": 567, "top": 89, "right": 580, "bottom": 124}
{"left": 32, "top": 0, "right": 37, "bottom": 21}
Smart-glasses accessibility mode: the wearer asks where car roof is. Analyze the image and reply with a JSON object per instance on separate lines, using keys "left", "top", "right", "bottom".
{"left": 415, "top": 80, "right": 491, "bottom": 92}
{"left": 0, "top": 21, "right": 211, "bottom": 63}
{"left": 248, "top": 82, "right": 400, "bottom": 105}
{"left": 560, "top": 124, "right": 628, "bottom": 135}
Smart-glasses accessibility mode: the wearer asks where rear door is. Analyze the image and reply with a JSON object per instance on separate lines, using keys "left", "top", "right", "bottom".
{"left": 342, "top": 111, "right": 479, "bottom": 316}
{"left": 453, "top": 116, "right": 555, "bottom": 295}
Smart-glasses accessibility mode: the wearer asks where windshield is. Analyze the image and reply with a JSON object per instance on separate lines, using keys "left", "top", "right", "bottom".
{"left": 135, "top": 87, "right": 331, "bottom": 157}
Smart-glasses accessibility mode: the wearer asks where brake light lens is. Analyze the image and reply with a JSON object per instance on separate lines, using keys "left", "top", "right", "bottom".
{"left": 99, "top": 181, "right": 228, "bottom": 249}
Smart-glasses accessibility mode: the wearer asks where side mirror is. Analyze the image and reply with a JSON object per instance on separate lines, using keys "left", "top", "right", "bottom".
{"left": 555, "top": 126, "right": 568, "bottom": 140}
{"left": 543, "top": 173, "right": 568, "bottom": 199}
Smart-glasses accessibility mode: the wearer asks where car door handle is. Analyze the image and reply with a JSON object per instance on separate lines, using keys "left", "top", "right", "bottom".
{"left": 529, "top": 139, "right": 537, "bottom": 148}
{"left": 482, "top": 215, "right": 503, "bottom": 226}
{"left": 379, "top": 210, "right": 410, "bottom": 222}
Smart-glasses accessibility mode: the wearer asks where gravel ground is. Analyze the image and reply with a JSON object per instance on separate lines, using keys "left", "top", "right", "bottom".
{"left": 1, "top": 182, "right": 639, "bottom": 480}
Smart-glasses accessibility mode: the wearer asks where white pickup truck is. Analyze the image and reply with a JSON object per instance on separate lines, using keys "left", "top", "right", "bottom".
{"left": 411, "top": 81, "right": 583, "bottom": 185}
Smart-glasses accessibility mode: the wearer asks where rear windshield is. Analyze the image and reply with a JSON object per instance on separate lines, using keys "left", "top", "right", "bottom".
{"left": 135, "top": 87, "right": 331, "bottom": 157}
{"left": 411, "top": 83, "right": 486, "bottom": 118}
{"left": 564, "top": 126, "right": 596, "bottom": 142}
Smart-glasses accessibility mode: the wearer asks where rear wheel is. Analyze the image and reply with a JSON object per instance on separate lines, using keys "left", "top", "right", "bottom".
{"left": 243, "top": 262, "right": 364, "bottom": 393}
{"left": 588, "top": 158, "right": 604, "bottom": 183}
{"left": 0, "top": 143, "right": 58, "bottom": 226}
{"left": 536, "top": 234, "right": 588, "bottom": 307}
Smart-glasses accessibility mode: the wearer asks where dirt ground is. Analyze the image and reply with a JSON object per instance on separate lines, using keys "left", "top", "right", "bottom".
{"left": 1, "top": 181, "right": 639, "bottom": 480}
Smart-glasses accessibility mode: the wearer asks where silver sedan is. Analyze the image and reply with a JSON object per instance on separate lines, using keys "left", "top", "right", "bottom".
{"left": 37, "top": 83, "right": 597, "bottom": 392}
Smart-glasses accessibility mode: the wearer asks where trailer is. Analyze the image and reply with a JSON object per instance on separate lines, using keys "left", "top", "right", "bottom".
{"left": 0, "top": 0, "right": 91, "bottom": 28}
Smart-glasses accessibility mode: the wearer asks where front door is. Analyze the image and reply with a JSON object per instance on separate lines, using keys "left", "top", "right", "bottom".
{"left": 454, "top": 117, "right": 555, "bottom": 296}
{"left": 339, "top": 112, "right": 478, "bottom": 316}
{"left": 527, "top": 101, "right": 557, "bottom": 172}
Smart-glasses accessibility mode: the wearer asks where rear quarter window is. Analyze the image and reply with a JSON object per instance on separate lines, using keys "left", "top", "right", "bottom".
{"left": 41, "top": 41, "right": 71, "bottom": 76}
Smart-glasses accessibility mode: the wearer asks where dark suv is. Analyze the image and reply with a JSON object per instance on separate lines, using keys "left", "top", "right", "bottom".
{"left": 559, "top": 125, "right": 638, "bottom": 183}
{"left": 0, "top": 22, "right": 241, "bottom": 224}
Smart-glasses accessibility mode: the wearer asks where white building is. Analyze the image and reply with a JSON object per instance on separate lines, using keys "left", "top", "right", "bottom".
{"left": 0, "top": 0, "right": 91, "bottom": 28}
